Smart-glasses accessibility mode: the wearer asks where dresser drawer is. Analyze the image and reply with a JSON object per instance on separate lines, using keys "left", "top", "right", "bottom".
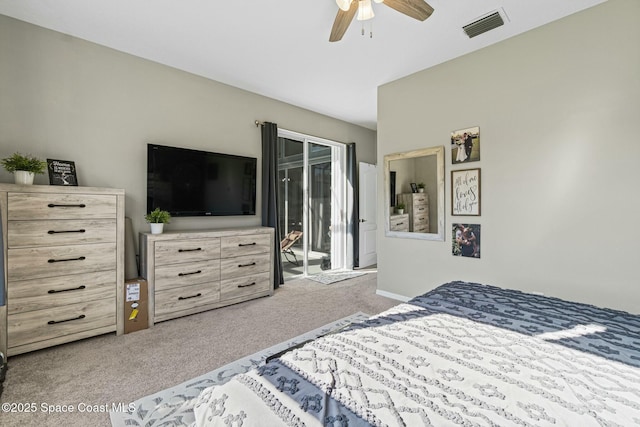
{"left": 8, "top": 219, "right": 116, "bottom": 248}
{"left": 8, "top": 299, "right": 116, "bottom": 349}
{"left": 412, "top": 194, "right": 428, "bottom": 207}
{"left": 8, "top": 192, "right": 117, "bottom": 220}
{"left": 155, "top": 238, "right": 221, "bottom": 265}
{"left": 154, "top": 283, "right": 220, "bottom": 322}
{"left": 7, "top": 270, "right": 116, "bottom": 315}
{"left": 413, "top": 213, "right": 429, "bottom": 225}
{"left": 221, "top": 234, "right": 271, "bottom": 258}
{"left": 413, "top": 204, "right": 428, "bottom": 216}
{"left": 390, "top": 214, "right": 409, "bottom": 232}
{"left": 220, "top": 272, "right": 271, "bottom": 301}
{"left": 220, "top": 252, "right": 271, "bottom": 280}
{"left": 155, "top": 259, "right": 221, "bottom": 291}
{"left": 413, "top": 224, "right": 430, "bottom": 233}
{"left": 8, "top": 243, "right": 116, "bottom": 281}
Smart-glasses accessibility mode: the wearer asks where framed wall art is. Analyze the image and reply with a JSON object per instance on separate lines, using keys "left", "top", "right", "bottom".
{"left": 451, "top": 168, "right": 480, "bottom": 216}
{"left": 452, "top": 223, "right": 481, "bottom": 258}
{"left": 451, "top": 126, "right": 480, "bottom": 164}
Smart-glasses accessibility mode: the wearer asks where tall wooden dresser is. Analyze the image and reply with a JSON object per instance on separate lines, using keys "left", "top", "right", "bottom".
{"left": 0, "top": 184, "right": 125, "bottom": 357}
{"left": 140, "top": 227, "right": 274, "bottom": 325}
{"left": 397, "top": 192, "right": 430, "bottom": 233}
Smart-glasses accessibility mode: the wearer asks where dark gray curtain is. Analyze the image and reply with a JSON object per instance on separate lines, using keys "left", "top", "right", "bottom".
{"left": 261, "top": 122, "right": 284, "bottom": 288}
{"left": 346, "top": 143, "right": 359, "bottom": 268}
{"left": 0, "top": 209, "right": 4, "bottom": 307}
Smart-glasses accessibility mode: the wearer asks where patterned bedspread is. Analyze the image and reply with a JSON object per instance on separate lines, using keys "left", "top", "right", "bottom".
{"left": 192, "top": 281, "right": 640, "bottom": 426}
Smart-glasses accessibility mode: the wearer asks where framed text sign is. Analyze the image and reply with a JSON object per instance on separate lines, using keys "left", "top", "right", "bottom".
{"left": 451, "top": 168, "right": 480, "bottom": 216}
{"left": 47, "top": 159, "right": 78, "bottom": 186}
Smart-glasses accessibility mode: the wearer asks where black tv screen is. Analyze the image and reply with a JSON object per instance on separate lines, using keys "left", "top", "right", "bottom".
{"left": 147, "top": 144, "right": 257, "bottom": 217}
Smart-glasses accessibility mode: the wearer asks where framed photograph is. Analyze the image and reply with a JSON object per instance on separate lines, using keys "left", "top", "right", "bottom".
{"left": 452, "top": 224, "right": 481, "bottom": 258}
{"left": 451, "top": 168, "right": 480, "bottom": 216}
{"left": 47, "top": 159, "right": 78, "bottom": 186}
{"left": 410, "top": 182, "right": 418, "bottom": 193}
{"left": 451, "top": 126, "right": 480, "bottom": 164}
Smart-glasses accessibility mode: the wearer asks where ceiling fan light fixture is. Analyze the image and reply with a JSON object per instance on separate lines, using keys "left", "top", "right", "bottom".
{"left": 357, "top": 0, "right": 375, "bottom": 21}
{"left": 336, "top": 0, "right": 352, "bottom": 12}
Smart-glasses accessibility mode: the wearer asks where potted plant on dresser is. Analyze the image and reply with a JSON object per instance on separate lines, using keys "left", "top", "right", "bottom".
{"left": 1, "top": 152, "right": 47, "bottom": 185}
{"left": 396, "top": 203, "right": 406, "bottom": 215}
{"left": 145, "top": 208, "right": 171, "bottom": 234}
{"left": 417, "top": 182, "right": 425, "bottom": 193}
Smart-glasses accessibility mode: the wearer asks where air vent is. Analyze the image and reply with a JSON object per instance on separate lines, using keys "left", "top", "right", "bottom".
{"left": 463, "top": 11, "right": 504, "bottom": 38}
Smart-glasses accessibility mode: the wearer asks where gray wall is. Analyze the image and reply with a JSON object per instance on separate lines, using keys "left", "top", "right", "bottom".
{"left": 0, "top": 15, "right": 376, "bottom": 244}
{"left": 377, "top": 0, "right": 640, "bottom": 313}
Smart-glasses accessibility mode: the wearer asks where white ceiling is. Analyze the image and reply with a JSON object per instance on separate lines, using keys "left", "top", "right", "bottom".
{"left": 0, "top": 0, "right": 606, "bottom": 130}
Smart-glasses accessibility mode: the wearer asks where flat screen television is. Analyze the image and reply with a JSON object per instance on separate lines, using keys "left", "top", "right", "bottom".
{"left": 147, "top": 143, "right": 257, "bottom": 217}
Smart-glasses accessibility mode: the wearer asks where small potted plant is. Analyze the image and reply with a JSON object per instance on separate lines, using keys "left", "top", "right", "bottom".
{"left": 1, "top": 152, "right": 47, "bottom": 185}
{"left": 417, "top": 182, "right": 425, "bottom": 193}
{"left": 145, "top": 208, "right": 171, "bottom": 234}
{"left": 396, "top": 203, "right": 406, "bottom": 215}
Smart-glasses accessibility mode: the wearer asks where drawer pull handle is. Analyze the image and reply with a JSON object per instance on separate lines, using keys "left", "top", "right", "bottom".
{"left": 48, "top": 314, "right": 86, "bottom": 325}
{"left": 48, "top": 256, "right": 86, "bottom": 263}
{"left": 178, "top": 270, "right": 202, "bottom": 277}
{"left": 238, "top": 242, "right": 256, "bottom": 247}
{"left": 178, "top": 293, "right": 202, "bottom": 300}
{"left": 48, "top": 285, "right": 86, "bottom": 294}
{"left": 48, "top": 229, "right": 86, "bottom": 234}
{"left": 238, "top": 262, "right": 256, "bottom": 268}
{"left": 238, "top": 282, "right": 257, "bottom": 288}
{"left": 397, "top": 222, "right": 404, "bottom": 225}
{"left": 178, "top": 248, "right": 202, "bottom": 252}
{"left": 48, "top": 203, "right": 86, "bottom": 208}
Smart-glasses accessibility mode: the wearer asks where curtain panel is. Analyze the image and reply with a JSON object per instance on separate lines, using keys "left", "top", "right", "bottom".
{"left": 261, "top": 122, "right": 284, "bottom": 288}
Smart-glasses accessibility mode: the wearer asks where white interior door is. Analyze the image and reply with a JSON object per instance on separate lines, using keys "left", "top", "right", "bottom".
{"left": 358, "top": 162, "right": 377, "bottom": 268}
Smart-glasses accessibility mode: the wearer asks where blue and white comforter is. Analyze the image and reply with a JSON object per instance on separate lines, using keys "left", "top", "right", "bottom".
{"left": 193, "top": 281, "right": 640, "bottom": 426}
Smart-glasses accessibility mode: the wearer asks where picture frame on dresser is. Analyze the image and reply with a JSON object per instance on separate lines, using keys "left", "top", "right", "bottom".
{"left": 46, "top": 159, "right": 78, "bottom": 186}
{"left": 451, "top": 168, "right": 481, "bottom": 216}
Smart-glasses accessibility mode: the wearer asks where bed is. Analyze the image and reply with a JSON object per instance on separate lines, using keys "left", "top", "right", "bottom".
{"left": 192, "top": 281, "right": 640, "bottom": 426}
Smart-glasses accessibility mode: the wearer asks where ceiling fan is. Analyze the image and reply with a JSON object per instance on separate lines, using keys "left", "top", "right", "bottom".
{"left": 330, "top": 0, "right": 435, "bottom": 42}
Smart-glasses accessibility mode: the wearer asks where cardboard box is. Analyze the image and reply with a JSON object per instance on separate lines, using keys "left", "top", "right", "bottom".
{"left": 123, "top": 279, "right": 149, "bottom": 334}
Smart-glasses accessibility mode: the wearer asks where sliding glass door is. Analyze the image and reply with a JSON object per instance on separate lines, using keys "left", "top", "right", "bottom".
{"left": 277, "top": 130, "right": 346, "bottom": 279}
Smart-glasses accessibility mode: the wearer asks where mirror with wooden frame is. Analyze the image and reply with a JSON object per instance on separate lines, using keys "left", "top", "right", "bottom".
{"left": 384, "top": 146, "right": 445, "bottom": 241}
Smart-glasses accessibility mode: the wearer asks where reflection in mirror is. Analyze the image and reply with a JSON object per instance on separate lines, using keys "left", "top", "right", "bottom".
{"left": 384, "top": 146, "right": 445, "bottom": 241}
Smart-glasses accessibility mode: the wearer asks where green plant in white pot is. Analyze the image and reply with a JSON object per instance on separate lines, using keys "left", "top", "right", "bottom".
{"left": 1, "top": 152, "right": 47, "bottom": 185}
{"left": 396, "top": 203, "right": 406, "bottom": 214}
{"left": 417, "top": 182, "right": 425, "bottom": 193}
{"left": 145, "top": 208, "right": 171, "bottom": 234}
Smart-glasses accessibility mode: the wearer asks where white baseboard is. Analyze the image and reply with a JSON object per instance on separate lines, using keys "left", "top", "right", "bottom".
{"left": 376, "top": 289, "right": 411, "bottom": 302}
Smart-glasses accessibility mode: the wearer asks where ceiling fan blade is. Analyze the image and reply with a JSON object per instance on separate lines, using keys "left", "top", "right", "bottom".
{"left": 383, "top": 0, "right": 434, "bottom": 21}
{"left": 329, "top": 1, "right": 358, "bottom": 42}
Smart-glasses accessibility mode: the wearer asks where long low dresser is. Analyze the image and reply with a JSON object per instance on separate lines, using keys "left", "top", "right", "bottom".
{"left": 0, "top": 184, "right": 125, "bottom": 357}
{"left": 140, "top": 227, "right": 274, "bottom": 325}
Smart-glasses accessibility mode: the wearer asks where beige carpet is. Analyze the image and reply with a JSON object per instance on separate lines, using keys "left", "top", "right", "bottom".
{"left": 1, "top": 271, "right": 397, "bottom": 427}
